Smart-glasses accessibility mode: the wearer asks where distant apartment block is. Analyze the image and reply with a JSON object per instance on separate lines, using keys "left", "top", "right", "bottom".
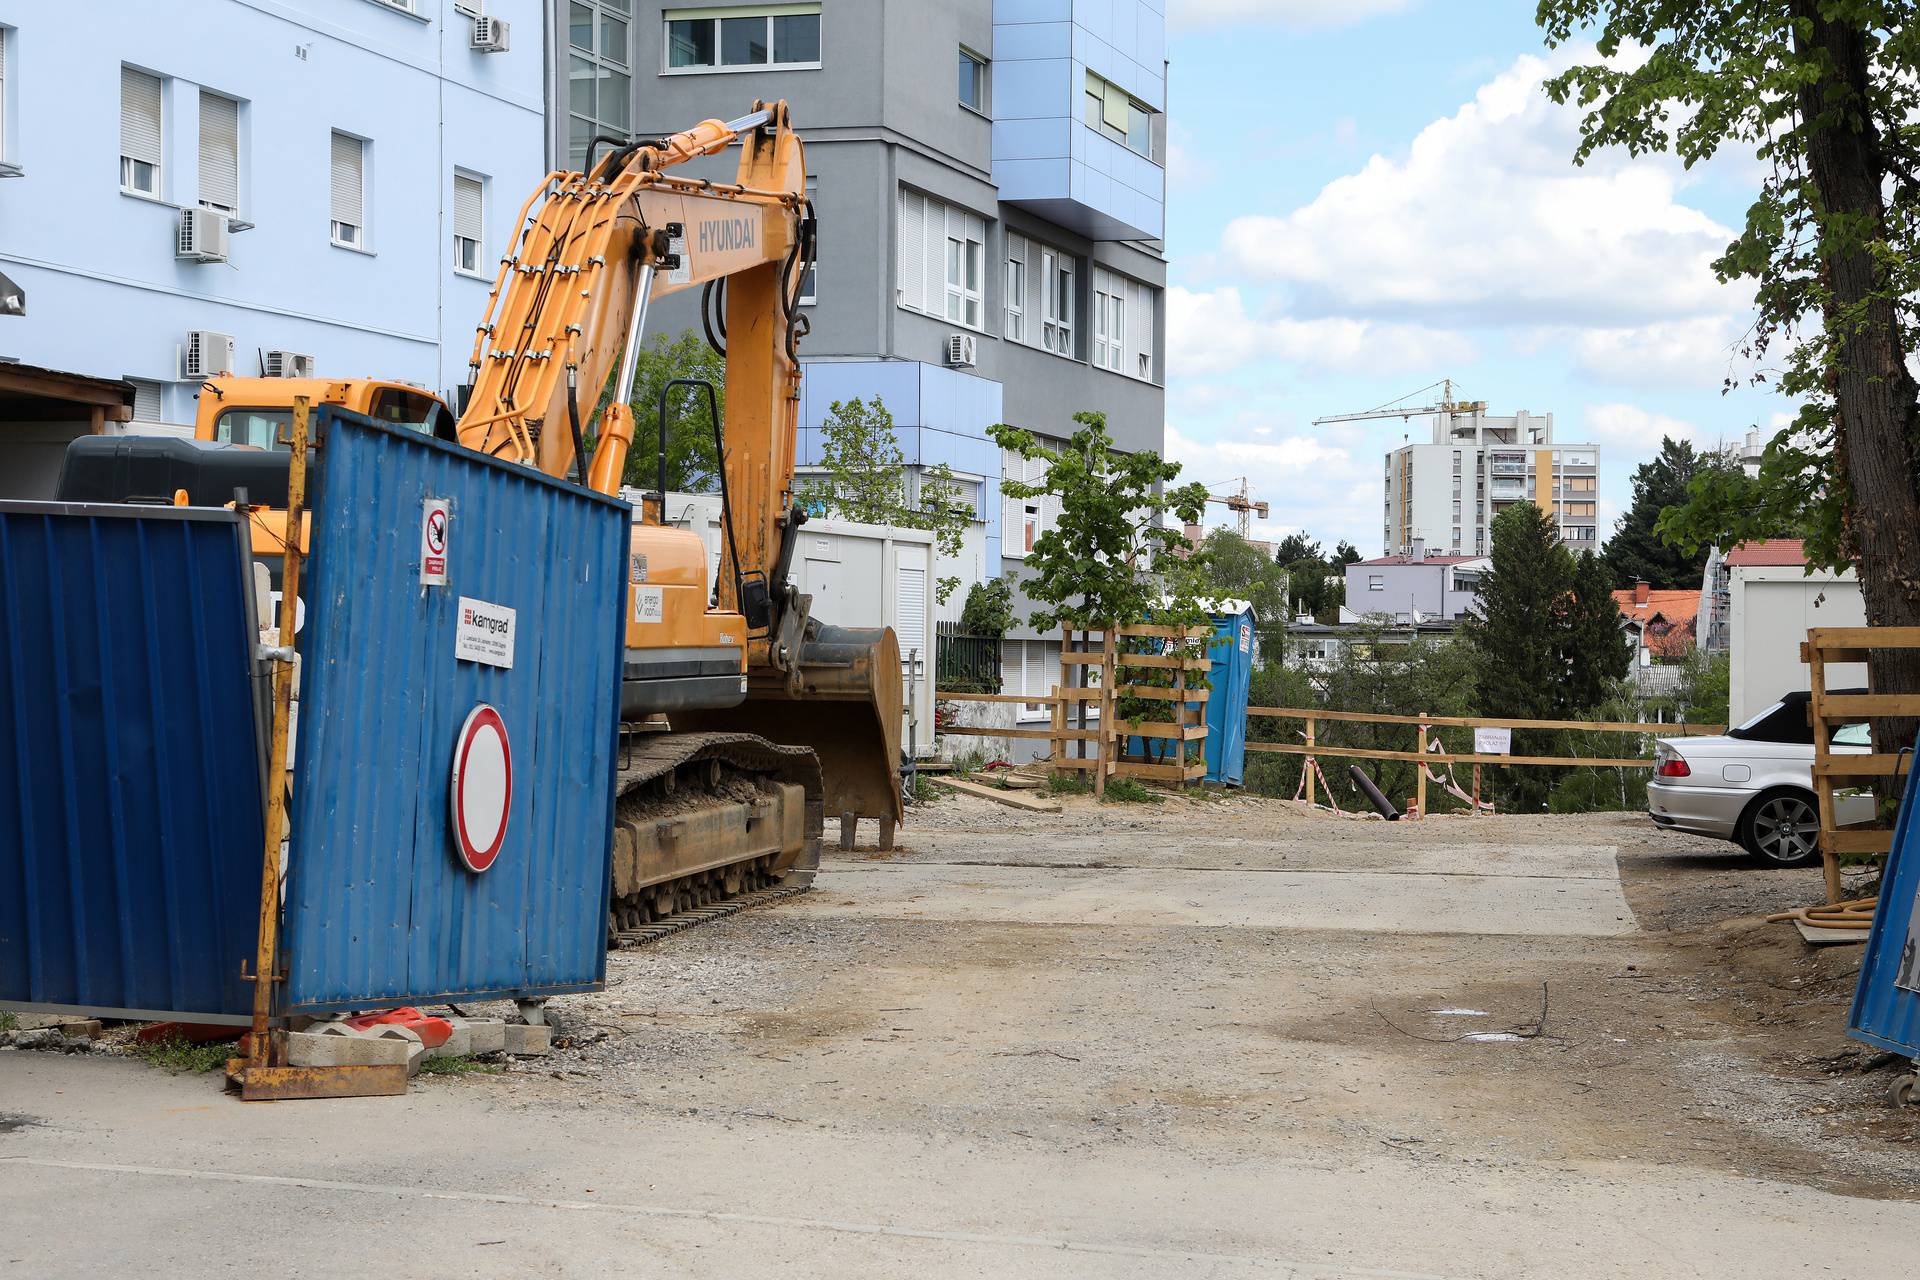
{"left": 1382, "top": 409, "right": 1600, "bottom": 556}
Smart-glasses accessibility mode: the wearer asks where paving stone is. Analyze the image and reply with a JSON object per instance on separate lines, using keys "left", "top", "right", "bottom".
{"left": 504, "top": 1023, "right": 551, "bottom": 1056}
{"left": 285, "top": 1030, "right": 412, "bottom": 1069}
{"left": 426, "top": 1024, "right": 473, "bottom": 1060}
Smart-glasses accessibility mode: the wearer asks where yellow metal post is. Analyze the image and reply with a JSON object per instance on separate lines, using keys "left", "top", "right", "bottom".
{"left": 245, "top": 395, "right": 309, "bottom": 1072}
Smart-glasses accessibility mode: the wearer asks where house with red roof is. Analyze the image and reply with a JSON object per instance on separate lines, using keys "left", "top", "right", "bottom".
{"left": 1610, "top": 580, "right": 1701, "bottom": 664}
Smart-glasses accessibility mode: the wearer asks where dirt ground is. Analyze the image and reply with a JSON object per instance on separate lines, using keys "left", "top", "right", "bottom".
{"left": 513, "top": 793, "right": 1914, "bottom": 1202}
{"left": 4, "top": 788, "right": 1916, "bottom": 1277}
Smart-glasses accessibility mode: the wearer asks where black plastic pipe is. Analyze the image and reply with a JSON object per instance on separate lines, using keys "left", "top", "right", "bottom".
{"left": 1349, "top": 765, "right": 1400, "bottom": 821}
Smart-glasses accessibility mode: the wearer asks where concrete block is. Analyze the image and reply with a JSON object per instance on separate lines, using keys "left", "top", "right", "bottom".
{"left": 286, "top": 1030, "right": 413, "bottom": 1069}
{"left": 504, "top": 1023, "right": 551, "bottom": 1056}
{"left": 425, "top": 1024, "right": 473, "bottom": 1060}
{"left": 404, "top": 1041, "right": 428, "bottom": 1077}
{"left": 57, "top": 1020, "right": 103, "bottom": 1040}
{"left": 458, "top": 1019, "right": 506, "bottom": 1055}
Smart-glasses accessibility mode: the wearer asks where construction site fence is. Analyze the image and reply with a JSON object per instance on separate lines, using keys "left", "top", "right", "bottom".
{"left": 1801, "top": 626, "right": 1920, "bottom": 903}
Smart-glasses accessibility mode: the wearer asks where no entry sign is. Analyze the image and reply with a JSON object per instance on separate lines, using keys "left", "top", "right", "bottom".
{"left": 450, "top": 704, "right": 511, "bottom": 872}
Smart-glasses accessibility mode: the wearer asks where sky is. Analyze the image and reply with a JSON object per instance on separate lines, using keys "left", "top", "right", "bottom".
{"left": 1162, "top": 0, "right": 1781, "bottom": 556}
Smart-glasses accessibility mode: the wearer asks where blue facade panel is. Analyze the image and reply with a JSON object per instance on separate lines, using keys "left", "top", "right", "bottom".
{"left": 0, "top": 504, "right": 264, "bottom": 1020}
{"left": 1848, "top": 737, "right": 1920, "bottom": 1058}
{"left": 798, "top": 359, "right": 1005, "bottom": 565}
{"left": 991, "top": 0, "right": 1166, "bottom": 241}
{"left": 282, "top": 411, "right": 627, "bottom": 1013}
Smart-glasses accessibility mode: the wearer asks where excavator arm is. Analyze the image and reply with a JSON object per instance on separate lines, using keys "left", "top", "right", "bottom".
{"left": 458, "top": 101, "right": 902, "bottom": 828}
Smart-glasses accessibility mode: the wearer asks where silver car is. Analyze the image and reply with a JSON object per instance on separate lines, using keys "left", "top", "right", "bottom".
{"left": 1648, "top": 692, "right": 1874, "bottom": 867}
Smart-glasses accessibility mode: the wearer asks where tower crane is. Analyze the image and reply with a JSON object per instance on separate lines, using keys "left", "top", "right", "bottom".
{"left": 1204, "top": 477, "right": 1269, "bottom": 539}
{"left": 1311, "top": 378, "right": 1487, "bottom": 428}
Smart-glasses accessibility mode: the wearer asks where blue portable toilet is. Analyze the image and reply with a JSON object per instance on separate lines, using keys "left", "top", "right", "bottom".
{"left": 1201, "top": 600, "right": 1256, "bottom": 787}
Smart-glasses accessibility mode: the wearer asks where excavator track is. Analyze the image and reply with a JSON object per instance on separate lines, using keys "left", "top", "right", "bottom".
{"left": 606, "top": 731, "right": 824, "bottom": 942}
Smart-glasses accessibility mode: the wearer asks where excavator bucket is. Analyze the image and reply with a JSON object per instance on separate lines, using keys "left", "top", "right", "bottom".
{"left": 679, "top": 620, "right": 904, "bottom": 836}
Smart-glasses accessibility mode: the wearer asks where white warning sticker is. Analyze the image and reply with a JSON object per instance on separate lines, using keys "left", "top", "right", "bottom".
{"left": 421, "top": 498, "right": 450, "bottom": 585}
{"left": 632, "top": 585, "right": 665, "bottom": 624}
{"left": 455, "top": 597, "right": 516, "bottom": 668}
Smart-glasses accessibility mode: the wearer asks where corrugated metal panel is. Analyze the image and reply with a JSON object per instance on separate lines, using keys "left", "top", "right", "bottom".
{"left": 0, "top": 503, "right": 264, "bottom": 1020}
{"left": 282, "top": 410, "right": 627, "bottom": 1013}
{"left": 1202, "top": 607, "right": 1254, "bottom": 788}
{"left": 1848, "top": 732, "right": 1920, "bottom": 1057}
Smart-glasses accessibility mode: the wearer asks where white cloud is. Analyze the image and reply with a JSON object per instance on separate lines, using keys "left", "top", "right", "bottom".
{"left": 1566, "top": 316, "right": 1753, "bottom": 390}
{"left": 1168, "top": 285, "right": 1474, "bottom": 378}
{"left": 1215, "top": 52, "right": 1746, "bottom": 329}
{"left": 1165, "top": 425, "right": 1384, "bottom": 551}
{"left": 1582, "top": 404, "right": 1707, "bottom": 455}
{"left": 1170, "top": 0, "right": 1417, "bottom": 30}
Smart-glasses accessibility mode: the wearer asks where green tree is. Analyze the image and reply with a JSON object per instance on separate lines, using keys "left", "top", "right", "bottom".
{"left": 990, "top": 411, "right": 1209, "bottom": 633}
{"left": 1463, "top": 504, "right": 1576, "bottom": 810}
{"left": 804, "top": 396, "right": 971, "bottom": 602}
{"left": 1564, "top": 549, "right": 1634, "bottom": 710}
{"left": 1273, "top": 533, "right": 1323, "bottom": 565}
{"left": 620, "top": 330, "right": 724, "bottom": 492}
{"left": 1191, "top": 528, "right": 1291, "bottom": 623}
{"left": 958, "top": 576, "right": 1014, "bottom": 637}
{"left": 1333, "top": 541, "right": 1362, "bottom": 568}
{"left": 1539, "top": 1, "right": 1920, "bottom": 727}
{"left": 1601, "top": 437, "right": 1730, "bottom": 590}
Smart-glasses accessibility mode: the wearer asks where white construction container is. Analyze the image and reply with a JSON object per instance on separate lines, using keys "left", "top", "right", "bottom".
{"left": 649, "top": 492, "right": 938, "bottom": 758}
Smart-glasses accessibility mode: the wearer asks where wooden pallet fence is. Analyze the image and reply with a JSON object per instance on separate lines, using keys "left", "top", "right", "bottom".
{"left": 1244, "top": 707, "right": 1728, "bottom": 815}
{"left": 1800, "top": 627, "right": 1920, "bottom": 904}
{"left": 1110, "top": 623, "right": 1212, "bottom": 786}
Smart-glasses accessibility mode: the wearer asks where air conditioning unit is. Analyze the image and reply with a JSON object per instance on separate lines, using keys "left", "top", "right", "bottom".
{"left": 263, "top": 349, "right": 317, "bottom": 379}
{"left": 177, "top": 208, "right": 231, "bottom": 264}
{"left": 946, "top": 333, "right": 977, "bottom": 368}
{"left": 471, "top": 15, "right": 510, "bottom": 52}
{"left": 181, "top": 330, "right": 237, "bottom": 381}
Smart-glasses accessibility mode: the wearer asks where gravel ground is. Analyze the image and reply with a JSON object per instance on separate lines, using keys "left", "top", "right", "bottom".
{"left": 444, "top": 790, "right": 1918, "bottom": 1202}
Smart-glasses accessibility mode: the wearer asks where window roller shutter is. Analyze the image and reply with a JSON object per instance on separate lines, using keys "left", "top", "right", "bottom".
{"left": 454, "top": 173, "right": 483, "bottom": 241}
{"left": 895, "top": 566, "right": 926, "bottom": 659}
{"left": 199, "top": 93, "right": 239, "bottom": 210}
{"left": 331, "top": 132, "right": 362, "bottom": 226}
{"left": 121, "top": 67, "right": 162, "bottom": 166}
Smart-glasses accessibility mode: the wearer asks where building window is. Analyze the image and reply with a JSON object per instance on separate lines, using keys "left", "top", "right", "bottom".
{"left": 120, "top": 67, "right": 163, "bottom": 197}
{"left": 1005, "top": 234, "right": 1028, "bottom": 343}
{"left": 958, "top": 47, "right": 987, "bottom": 113}
{"left": 1022, "top": 505, "right": 1039, "bottom": 554}
{"left": 946, "top": 222, "right": 983, "bottom": 328}
{"left": 1041, "top": 247, "right": 1074, "bottom": 356}
{"left": 1566, "top": 475, "right": 1596, "bottom": 493}
{"left": 1368, "top": 575, "right": 1384, "bottom": 592}
{"left": 571, "top": 1, "right": 634, "bottom": 169}
{"left": 1084, "top": 71, "right": 1153, "bottom": 159}
{"left": 330, "top": 131, "right": 365, "bottom": 248}
{"left": 1451, "top": 526, "right": 1462, "bottom": 549}
{"left": 453, "top": 170, "right": 485, "bottom": 275}
{"left": 665, "top": 5, "right": 820, "bottom": 73}
{"left": 1093, "top": 270, "right": 1124, "bottom": 372}
{"left": 370, "top": 0, "right": 417, "bottom": 12}
{"left": 197, "top": 91, "right": 240, "bottom": 215}
{"left": 896, "top": 188, "right": 986, "bottom": 332}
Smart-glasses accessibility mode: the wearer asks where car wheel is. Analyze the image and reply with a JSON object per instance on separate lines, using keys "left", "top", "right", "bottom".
{"left": 1740, "top": 789, "right": 1822, "bottom": 867}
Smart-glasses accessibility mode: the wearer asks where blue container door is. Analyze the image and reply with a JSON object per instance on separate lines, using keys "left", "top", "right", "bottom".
{"left": 0, "top": 505, "right": 264, "bottom": 1020}
{"left": 282, "top": 412, "right": 625, "bottom": 1013}
{"left": 1202, "top": 612, "right": 1252, "bottom": 787}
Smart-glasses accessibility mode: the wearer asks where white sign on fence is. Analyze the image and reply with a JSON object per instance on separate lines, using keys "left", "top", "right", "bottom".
{"left": 455, "top": 596, "right": 516, "bottom": 669}
{"left": 1474, "top": 727, "right": 1512, "bottom": 756}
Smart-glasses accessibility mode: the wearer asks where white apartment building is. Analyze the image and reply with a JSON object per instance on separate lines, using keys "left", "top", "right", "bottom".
{"left": 1382, "top": 409, "right": 1600, "bottom": 556}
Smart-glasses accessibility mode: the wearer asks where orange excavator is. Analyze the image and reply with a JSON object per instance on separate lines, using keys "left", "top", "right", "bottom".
{"left": 59, "top": 103, "right": 902, "bottom": 934}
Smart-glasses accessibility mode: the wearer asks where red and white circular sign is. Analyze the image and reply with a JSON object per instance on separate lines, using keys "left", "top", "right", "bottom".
{"left": 450, "top": 704, "right": 511, "bottom": 873}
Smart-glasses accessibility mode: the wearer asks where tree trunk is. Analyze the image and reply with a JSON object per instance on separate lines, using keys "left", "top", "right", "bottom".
{"left": 1791, "top": 5, "right": 1920, "bottom": 757}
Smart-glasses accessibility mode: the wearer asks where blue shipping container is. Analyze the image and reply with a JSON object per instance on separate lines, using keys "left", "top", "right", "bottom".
{"left": 0, "top": 503, "right": 265, "bottom": 1021}
{"left": 281, "top": 409, "right": 629, "bottom": 1013}
{"left": 1847, "top": 732, "right": 1920, "bottom": 1060}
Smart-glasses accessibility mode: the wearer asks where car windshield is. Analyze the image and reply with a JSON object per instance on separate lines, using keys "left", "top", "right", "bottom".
{"left": 1832, "top": 722, "right": 1872, "bottom": 746}
{"left": 213, "top": 408, "right": 292, "bottom": 451}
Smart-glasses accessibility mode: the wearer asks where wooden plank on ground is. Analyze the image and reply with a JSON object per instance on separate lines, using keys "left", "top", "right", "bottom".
{"left": 934, "top": 776, "right": 1063, "bottom": 813}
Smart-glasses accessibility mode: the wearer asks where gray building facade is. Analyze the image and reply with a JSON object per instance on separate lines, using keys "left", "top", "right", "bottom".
{"left": 574, "top": 1, "right": 1168, "bottom": 704}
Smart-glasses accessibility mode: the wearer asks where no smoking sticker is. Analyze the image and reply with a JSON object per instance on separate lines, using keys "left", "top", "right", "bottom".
{"left": 421, "top": 498, "right": 450, "bottom": 585}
